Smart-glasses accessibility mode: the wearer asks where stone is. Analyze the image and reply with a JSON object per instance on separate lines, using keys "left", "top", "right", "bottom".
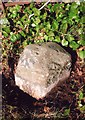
{"left": 15, "top": 42, "right": 71, "bottom": 100}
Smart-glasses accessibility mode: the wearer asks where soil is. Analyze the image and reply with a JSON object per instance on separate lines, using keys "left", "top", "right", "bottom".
{"left": 1, "top": 1, "right": 85, "bottom": 120}
{"left": 2, "top": 46, "right": 85, "bottom": 120}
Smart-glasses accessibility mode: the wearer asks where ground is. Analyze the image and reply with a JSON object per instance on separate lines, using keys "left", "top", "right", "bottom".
{"left": 2, "top": 46, "right": 85, "bottom": 120}
{"left": 1, "top": 1, "right": 85, "bottom": 120}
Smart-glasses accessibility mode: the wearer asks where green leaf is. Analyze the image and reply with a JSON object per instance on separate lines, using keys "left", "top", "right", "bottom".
{"left": 52, "top": 20, "right": 58, "bottom": 31}
{"left": 11, "top": 12, "right": 17, "bottom": 18}
{"left": 81, "top": 16, "right": 85, "bottom": 24}
{"left": 46, "top": 22, "right": 51, "bottom": 30}
{"left": 16, "top": 5, "right": 21, "bottom": 10}
{"left": 69, "top": 12, "right": 78, "bottom": 20}
{"left": 33, "top": 8, "right": 40, "bottom": 16}
{"left": 70, "top": 2, "right": 78, "bottom": 10}
{"left": 54, "top": 36, "right": 61, "bottom": 43}
{"left": 35, "top": 17, "right": 41, "bottom": 25}
{"left": 79, "top": 91, "right": 84, "bottom": 100}
{"left": 79, "top": 105, "right": 85, "bottom": 113}
{"left": 58, "top": 13, "right": 64, "bottom": 19}
{"left": 63, "top": 109, "right": 70, "bottom": 116}
{"left": 16, "top": 21, "right": 23, "bottom": 28}
{"left": 66, "top": 34, "right": 74, "bottom": 42}
{"left": 10, "top": 33, "right": 21, "bottom": 43}
{"left": 65, "top": 4, "right": 70, "bottom": 10}
{"left": 24, "top": 7, "right": 29, "bottom": 13}
{"left": 30, "top": 3, "right": 34, "bottom": 9}
{"left": 78, "top": 50, "right": 85, "bottom": 59}
{"left": 2, "top": 31, "right": 9, "bottom": 37}
{"left": 62, "top": 19, "right": 67, "bottom": 24}
{"left": 49, "top": 36, "right": 54, "bottom": 41}
{"left": 62, "top": 39, "right": 68, "bottom": 46}
{"left": 20, "top": 31, "right": 26, "bottom": 37}
{"left": 42, "top": 12, "right": 47, "bottom": 20}
{"left": 67, "top": 18, "right": 74, "bottom": 25}
{"left": 23, "top": 40, "right": 28, "bottom": 47}
{"left": 10, "top": 32, "right": 17, "bottom": 43}
{"left": 21, "top": 15, "right": 28, "bottom": 22}
{"left": 60, "top": 23, "right": 68, "bottom": 33}
{"left": 2, "top": 26, "right": 10, "bottom": 34}
{"left": 47, "top": 4, "right": 52, "bottom": 11}
{"left": 48, "top": 31, "right": 54, "bottom": 37}
{"left": 77, "top": 28, "right": 83, "bottom": 35}
{"left": 78, "top": 40, "right": 85, "bottom": 46}
{"left": 35, "top": 26, "right": 40, "bottom": 33}
{"left": 16, "top": 33, "right": 21, "bottom": 39}
{"left": 53, "top": 3, "right": 59, "bottom": 12}
{"left": 69, "top": 41, "right": 79, "bottom": 50}
{"left": 44, "top": 35, "right": 48, "bottom": 41}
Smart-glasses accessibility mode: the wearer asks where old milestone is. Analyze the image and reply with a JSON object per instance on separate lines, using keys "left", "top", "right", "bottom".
{"left": 15, "top": 42, "right": 71, "bottom": 100}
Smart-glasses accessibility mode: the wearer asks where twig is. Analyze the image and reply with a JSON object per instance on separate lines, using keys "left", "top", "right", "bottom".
{"left": 29, "top": 0, "right": 50, "bottom": 19}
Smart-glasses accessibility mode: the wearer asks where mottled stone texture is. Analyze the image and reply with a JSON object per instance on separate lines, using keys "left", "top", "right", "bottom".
{"left": 15, "top": 42, "right": 71, "bottom": 100}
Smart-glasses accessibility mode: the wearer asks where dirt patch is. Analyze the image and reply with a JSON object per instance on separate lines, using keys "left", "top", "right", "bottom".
{"left": 2, "top": 47, "right": 85, "bottom": 120}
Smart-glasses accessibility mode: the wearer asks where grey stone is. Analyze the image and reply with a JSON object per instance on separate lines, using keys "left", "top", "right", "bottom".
{"left": 15, "top": 42, "right": 71, "bottom": 100}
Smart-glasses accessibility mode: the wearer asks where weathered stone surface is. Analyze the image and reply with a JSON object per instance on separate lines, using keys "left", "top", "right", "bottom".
{"left": 15, "top": 42, "right": 71, "bottom": 100}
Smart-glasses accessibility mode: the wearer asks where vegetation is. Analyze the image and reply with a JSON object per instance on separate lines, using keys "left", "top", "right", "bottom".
{"left": 2, "top": 2, "right": 85, "bottom": 120}
{"left": 2, "top": 2, "right": 85, "bottom": 59}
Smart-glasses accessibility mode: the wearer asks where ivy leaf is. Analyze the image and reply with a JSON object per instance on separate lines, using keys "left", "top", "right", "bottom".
{"left": 2, "top": 26, "right": 10, "bottom": 34}
{"left": 30, "top": 3, "right": 34, "bottom": 9}
{"left": 49, "top": 36, "right": 54, "bottom": 41}
{"left": 33, "top": 8, "right": 40, "bottom": 16}
{"left": 63, "top": 109, "right": 70, "bottom": 116}
{"left": 60, "top": 23, "right": 68, "bottom": 33}
{"left": 53, "top": 3, "right": 59, "bottom": 12}
{"left": 11, "top": 10, "right": 18, "bottom": 18}
{"left": 2, "top": 31, "right": 9, "bottom": 38}
{"left": 54, "top": 36, "right": 61, "bottom": 43}
{"left": 35, "top": 17, "right": 41, "bottom": 25}
{"left": 46, "top": 22, "right": 51, "bottom": 30}
{"left": 10, "top": 32, "right": 20, "bottom": 43}
{"left": 42, "top": 12, "right": 47, "bottom": 20}
{"left": 47, "top": 4, "right": 52, "bottom": 12}
{"left": 24, "top": 7, "right": 29, "bottom": 13}
{"left": 44, "top": 35, "right": 48, "bottom": 41}
{"left": 78, "top": 50, "right": 85, "bottom": 59}
{"left": 78, "top": 40, "right": 85, "bottom": 46}
{"left": 52, "top": 20, "right": 58, "bottom": 31}
{"left": 81, "top": 16, "right": 85, "bottom": 24}
{"left": 62, "top": 39, "right": 68, "bottom": 46}
{"left": 79, "top": 91, "right": 84, "bottom": 100}
{"left": 69, "top": 11, "right": 78, "bottom": 20}
{"left": 66, "top": 34, "right": 74, "bottom": 42}
{"left": 70, "top": 2, "right": 78, "bottom": 10}
{"left": 69, "top": 41, "right": 79, "bottom": 50}
{"left": 35, "top": 26, "right": 40, "bottom": 33}
{"left": 16, "top": 21, "right": 23, "bottom": 28}
{"left": 48, "top": 31, "right": 54, "bottom": 37}
{"left": 23, "top": 40, "right": 28, "bottom": 47}
{"left": 62, "top": 18, "right": 67, "bottom": 24}
{"left": 15, "top": 5, "right": 21, "bottom": 12}
{"left": 79, "top": 105, "right": 85, "bottom": 113}
{"left": 65, "top": 4, "right": 70, "bottom": 10}
{"left": 20, "top": 31, "right": 26, "bottom": 37}
{"left": 10, "top": 33, "right": 17, "bottom": 43}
